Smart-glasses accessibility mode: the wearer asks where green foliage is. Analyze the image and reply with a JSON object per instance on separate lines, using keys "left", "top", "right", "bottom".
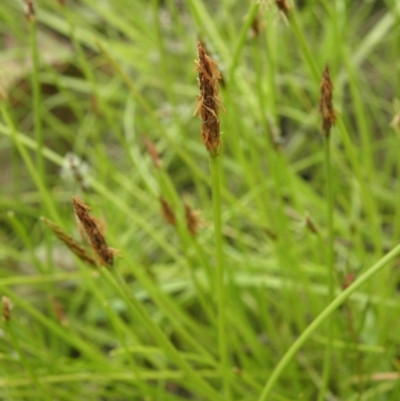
{"left": 1, "top": 0, "right": 400, "bottom": 400}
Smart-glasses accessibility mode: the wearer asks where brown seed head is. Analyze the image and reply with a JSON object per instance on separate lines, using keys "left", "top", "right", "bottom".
{"left": 194, "top": 42, "right": 225, "bottom": 156}
{"left": 143, "top": 136, "right": 162, "bottom": 169}
{"left": 41, "top": 217, "right": 97, "bottom": 267}
{"left": 160, "top": 196, "right": 176, "bottom": 226}
{"left": 184, "top": 203, "right": 200, "bottom": 236}
{"left": 319, "top": 65, "right": 337, "bottom": 137}
{"left": 23, "top": 0, "right": 35, "bottom": 21}
{"left": 72, "top": 197, "right": 115, "bottom": 267}
{"left": 2, "top": 296, "right": 12, "bottom": 322}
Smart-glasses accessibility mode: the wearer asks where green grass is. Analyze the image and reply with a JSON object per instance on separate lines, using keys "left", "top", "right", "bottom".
{"left": 1, "top": 0, "right": 400, "bottom": 400}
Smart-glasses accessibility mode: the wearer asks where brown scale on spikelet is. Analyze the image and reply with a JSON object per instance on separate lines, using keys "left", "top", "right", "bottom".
{"left": 197, "top": 38, "right": 226, "bottom": 88}
{"left": 2, "top": 296, "right": 11, "bottom": 323}
{"left": 194, "top": 42, "right": 225, "bottom": 156}
{"left": 41, "top": 217, "right": 97, "bottom": 267}
{"left": 23, "top": 0, "right": 35, "bottom": 21}
{"left": 184, "top": 203, "right": 200, "bottom": 236}
{"left": 160, "top": 196, "right": 176, "bottom": 226}
{"left": 275, "top": 0, "right": 290, "bottom": 17}
{"left": 72, "top": 196, "right": 115, "bottom": 267}
{"left": 319, "top": 65, "right": 337, "bottom": 137}
{"left": 143, "top": 136, "right": 162, "bottom": 169}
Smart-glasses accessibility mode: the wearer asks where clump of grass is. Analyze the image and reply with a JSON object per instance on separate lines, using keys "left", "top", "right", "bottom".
{"left": 2, "top": 1, "right": 400, "bottom": 400}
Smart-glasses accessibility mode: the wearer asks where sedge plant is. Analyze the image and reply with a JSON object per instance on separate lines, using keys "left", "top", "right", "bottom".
{"left": 1, "top": 0, "right": 400, "bottom": 400}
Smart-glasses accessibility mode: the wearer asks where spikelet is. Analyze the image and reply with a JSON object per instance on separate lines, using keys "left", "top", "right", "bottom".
{"left": 184, "top": 203, "right": 200, "bottom": 236}
{"left": 143, "top": 136, "right": 162, "bottom": 169}
{"left": 194, "top": 42, "right": 225, "bottom": 156}
{"left": 319, "top": 65, "right": 337, "bottom": 137}
{"left": 160, "top": 196, "right": 176, "bottom": 226}
{"left": 72, "top": 197, "right": 115, "bottom": 267}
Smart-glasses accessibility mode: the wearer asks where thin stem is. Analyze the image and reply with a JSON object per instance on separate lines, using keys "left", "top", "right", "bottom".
{"left": 29, "top": 17, "right": 44, "bottom": 181}
{"left": 257, "top": 241, "right": 400, "bottom": 401}
{"left": 209, "top": 155, "right": 230, "bottom": 399}
{"left": 228, "top": 2, "right": 260, "bottom": 84}
{"left": 289, "top": 10, "right": 320, "bottom": 83}
{"left": 317, "top": 135, "right": 335, "bottom": 401}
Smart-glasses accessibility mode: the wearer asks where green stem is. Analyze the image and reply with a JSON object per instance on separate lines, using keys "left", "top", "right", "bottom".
{"left": 228, "top": 2, "right": 260, "bottom": 84}
{"left": 289, "top": 10, "right": 320, "bottom": 83}
{"left": 257, "top": 241, "right": 400, "bottom": 401}
{"left": 317, "top": 135, "right": 335, "bottom": 401}
{"left": 209, "top": 155, "right": 230, "bottom": 399}
{"left": 29, "top": 17, "right": 44, "bottom": 181}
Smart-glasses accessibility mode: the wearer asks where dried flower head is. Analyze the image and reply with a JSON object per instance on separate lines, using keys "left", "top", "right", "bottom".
{"left": 23, "top": 0, "right": 35, "bottom": 21}
{"left": 194, "top": 42, "right": 225, "bottom": 156}
{"left": 2, "top": 296, "right": 12, "bottom": 322}
{"left": 184, "top": 203, "right": 200, "bottom": 236}
{"left": 41, "top": 217, "right": 97, "bottom": 267}
{"left": 143, "top": 136, "right": 162, "bottom": 169}
{"left": 160, "top": 196, "right": 176, "bottom": 226}
{"left": 319, "top": 65, "right": 336, "bottom": 137}
{"left": 72, "top": 197, "right": 115, "bottom": 267}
